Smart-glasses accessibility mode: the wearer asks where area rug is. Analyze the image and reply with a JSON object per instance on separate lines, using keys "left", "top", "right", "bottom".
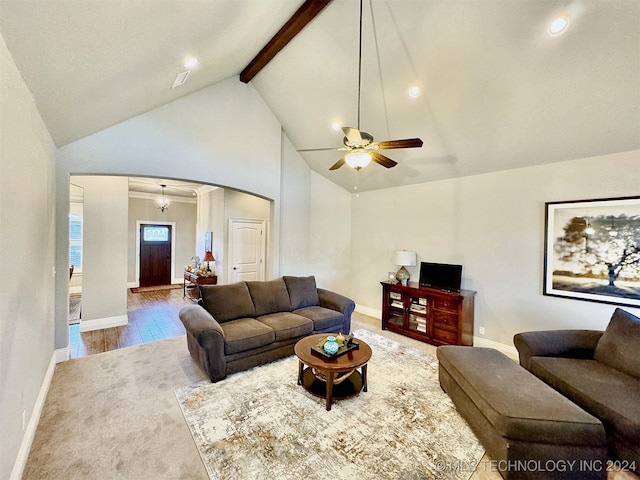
{"left": 68, "top": 293, "right": 81, "bottom": 325}
{"left": 130, "top": 284, "right": 182, "bottom": 293}
{"left": 175, "top": 329, "right": 484, "bottom": 480}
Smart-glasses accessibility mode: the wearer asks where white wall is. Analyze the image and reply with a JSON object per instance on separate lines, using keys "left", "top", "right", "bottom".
{"left": 197, "top": 187, "right": 226, "bottom": 280}
{"left": 351, "top": 150, "right": 640, "bottom": 347}
{"left": 72, "top": 176, "right": 128, "bottom": 326}
{"left": 0, "top": 34, "right": 56, "bottom": 480}
{"left": 280, "top": 134, "right": 311, "bottom": 276}
{"left": 308, "top": 172, "right": 352, "bottom": 293}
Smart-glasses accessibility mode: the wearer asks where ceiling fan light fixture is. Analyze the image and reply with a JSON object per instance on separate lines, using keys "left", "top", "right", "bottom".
{"left": 408, "top": 85, "right": 421, "bottom": 98}
{"left": 345, "top": 150, "right": 371, "bottom": 170}
{"left": 331, "top": 121, "right": 342, "bottom": 131}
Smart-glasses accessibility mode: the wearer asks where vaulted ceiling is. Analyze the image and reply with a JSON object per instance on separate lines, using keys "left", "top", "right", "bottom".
{"left": 1, "top": 0, "right": 638, "bottom": 193}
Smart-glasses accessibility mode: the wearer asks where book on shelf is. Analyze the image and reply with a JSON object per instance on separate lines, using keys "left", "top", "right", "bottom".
{"left": 413, "top": 317, "right": 426, "bottom": 327}
{"left": 391, "top": 301, "right": 403, "bottom": 309}
{"left": 410, "top": 304, "right": 427, "bottom": 313}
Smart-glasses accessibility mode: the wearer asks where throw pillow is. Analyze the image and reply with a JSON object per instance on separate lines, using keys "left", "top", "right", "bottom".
{"left": 199, "top": 282, "right": 255, "bottom": 322}
{"left": 246, "top": 278, "right": 292, "bottom": 317}
{"left": 594, "top": 308, "right": 640, "bottom": 379}
{"left": 283, "top": 275, "right": 319, "bottom": 310}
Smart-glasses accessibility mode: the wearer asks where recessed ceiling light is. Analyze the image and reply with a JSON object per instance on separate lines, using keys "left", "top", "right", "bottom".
{"left": 331, "top": 122, "right": 341, "bottom": 131}
{"left": 184, "top": 57, "right": 198, "bottom": 69}
{"left": 408, "top": 85, "right": 421, "bottom": 98}
{"left": 548, "top": 16, "right": 569, "bottom": 35}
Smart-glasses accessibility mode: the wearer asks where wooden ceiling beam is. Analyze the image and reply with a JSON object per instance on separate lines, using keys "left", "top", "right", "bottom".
{"left": 240, "top": 0, "right": 332, "bottom": 83}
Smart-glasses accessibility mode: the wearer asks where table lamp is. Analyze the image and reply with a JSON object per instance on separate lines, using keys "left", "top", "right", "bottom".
{"left": 203, "top": 251, "right": 215, "bottom": 273}
{"left": 392, "top": 250, "right": 417, "bottom": 286}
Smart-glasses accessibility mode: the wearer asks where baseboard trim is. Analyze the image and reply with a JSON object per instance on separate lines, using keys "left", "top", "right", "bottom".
{"left": 69, "top": 286, "right": 82, "bottom": 294}
{"left": 127, "top": 281, "right": 138, "bottom": 288}
{"left": 355, "top": 304, "right": 381, "bottom": 319}
{"left": 473, "top": 336, "right": 519, "bottom": 360}
{"left": 79, "top": 314, "right": 128, "bottom": 332}
{"left": 10, "top": 351, "right": 56, "bottom": 480}
{"left": 55, "top": 344, "right": 70, "bottom": 363}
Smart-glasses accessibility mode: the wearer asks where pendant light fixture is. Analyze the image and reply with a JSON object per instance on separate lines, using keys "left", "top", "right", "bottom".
{"left": 156, "top": 184, "right": 170, "bottom": 212}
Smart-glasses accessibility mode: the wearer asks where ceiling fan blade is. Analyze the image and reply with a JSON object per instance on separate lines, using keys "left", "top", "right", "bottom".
{"left": 371, "top": 152, "right": 398, "bottom": 168}
{"left": 329, "top": 158, "right": 346, "bottom": 170}
{"left": 297, "top": 147, "right": 343, "bottom": 152}
{"left": 376, "top": 138, "right": 423, "bottom": 150}
{"left": 342, "top": 126, "right": 363, "bottom": 144}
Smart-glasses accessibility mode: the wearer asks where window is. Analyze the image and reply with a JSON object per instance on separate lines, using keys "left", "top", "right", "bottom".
{"left": 143, "top": 226, "right": 169, "bottom": 242}
{"left": 69, "top": 212, "right": 83, "bottom": 270}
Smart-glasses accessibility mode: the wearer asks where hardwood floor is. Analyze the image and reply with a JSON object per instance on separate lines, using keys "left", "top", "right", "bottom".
{"left": 69, "top": 286, "right": 192, "bottom": 359}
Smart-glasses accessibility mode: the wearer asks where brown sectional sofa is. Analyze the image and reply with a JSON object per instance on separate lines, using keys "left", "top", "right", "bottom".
{"left": 514, "top": 308, "right": 640, "bottom": 473}
{"left": 179, "top": 275, "right": 354, "bottom": 382}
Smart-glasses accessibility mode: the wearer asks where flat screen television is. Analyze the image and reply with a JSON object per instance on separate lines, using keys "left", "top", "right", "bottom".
{"left": 419, "top": 262, "right": 462, "bottom": 292}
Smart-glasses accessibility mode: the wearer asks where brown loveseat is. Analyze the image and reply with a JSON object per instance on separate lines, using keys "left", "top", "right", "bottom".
{"left": 179, "top": 275, "right": 354, "bottom": 382}
{"left": 514, "top": 308, "right": 640, "bottom": 473}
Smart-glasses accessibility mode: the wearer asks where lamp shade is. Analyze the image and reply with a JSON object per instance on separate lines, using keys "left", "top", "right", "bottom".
{"left": 203, "top": 251, "right": 215, "bottom": 262}
{"left": 392, "top": 250, "right": 416, "bottom": 267}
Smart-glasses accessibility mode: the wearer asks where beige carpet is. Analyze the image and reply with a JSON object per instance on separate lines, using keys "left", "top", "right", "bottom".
{"left": 176, "top": 329, "right": 484, "bottom": 480}
{"left": 22, "top": 336, "right": 209, "bottom": 479}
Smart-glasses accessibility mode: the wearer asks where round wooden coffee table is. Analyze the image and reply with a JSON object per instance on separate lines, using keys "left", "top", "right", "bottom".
{"left": 294, "top": 334, "right": 372, "bottom": 411}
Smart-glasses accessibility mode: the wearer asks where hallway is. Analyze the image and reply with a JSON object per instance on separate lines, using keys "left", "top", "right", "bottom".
{"left": 69, "top": 286, "right": 191, "bottom": 359}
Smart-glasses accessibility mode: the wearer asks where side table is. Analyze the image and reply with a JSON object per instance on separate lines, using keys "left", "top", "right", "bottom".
{"left": 183, "top": 271, "right": 217, "bottom": 300}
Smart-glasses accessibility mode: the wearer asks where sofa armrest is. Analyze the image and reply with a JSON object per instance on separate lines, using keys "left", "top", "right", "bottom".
{"left": 317, "top": 288, "right": 356, "bottom": 333}
{"left": 514, "top": 330, "right": 603, "bottom": 371}
{"left": 178, "top": 305, "right": 227, "bottom": 382}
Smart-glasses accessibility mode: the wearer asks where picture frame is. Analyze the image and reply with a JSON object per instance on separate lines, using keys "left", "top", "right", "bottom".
{"left": 204, "top": 231, "right": 212, "bottom": 252}
{"left": 543, "top": 196, "right": 640, "bottom": 307}
{"left": 387, "top": 272, "right": 397, "bottom": 283}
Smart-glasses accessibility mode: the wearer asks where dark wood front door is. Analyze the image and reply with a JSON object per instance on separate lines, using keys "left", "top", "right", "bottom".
{"left": 139, "top": 224, "right": 172, "bottom": 287}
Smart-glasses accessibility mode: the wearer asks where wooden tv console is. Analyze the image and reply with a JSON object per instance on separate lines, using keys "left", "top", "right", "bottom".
{"left": 381, "top": 281, "right": 475, "bottom": 346}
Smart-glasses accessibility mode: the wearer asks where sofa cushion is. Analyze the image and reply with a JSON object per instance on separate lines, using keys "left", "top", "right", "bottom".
{"left": 246, "top": 278, "right": 291, "bottom": 317}
{"left": 530, "top": 356, "right": 640, "bottom": 442}
{"left": 284, "top": 275, "right": 319, "bottom": 310}
{"left": 594, "top": 308, "right": 640, "bottom": 379}
{"left": 294, "top": 306, "right": 344, "bottom": 332}
{"left": 199, "top": 283, "right": 255, "bottom": 323}
{"left": 220, "top": 318, "right": 275, "bottom": 355}
{"left": 257, "top": 312, "right": 313, "bottom": 342}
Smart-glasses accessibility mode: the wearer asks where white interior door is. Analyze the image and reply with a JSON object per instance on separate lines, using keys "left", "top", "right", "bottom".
{"left": 228, "top": 219, "right": 266, "bottom": 283}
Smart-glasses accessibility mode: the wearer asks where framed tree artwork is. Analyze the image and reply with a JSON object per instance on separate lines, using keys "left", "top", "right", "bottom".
{"left": 544, "top": 196, "right": 640, "bottom": 307}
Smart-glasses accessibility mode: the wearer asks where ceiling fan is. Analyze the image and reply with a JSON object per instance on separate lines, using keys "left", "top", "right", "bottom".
{"left": 297, "top": 0, "right": 423, "bottom": 171}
